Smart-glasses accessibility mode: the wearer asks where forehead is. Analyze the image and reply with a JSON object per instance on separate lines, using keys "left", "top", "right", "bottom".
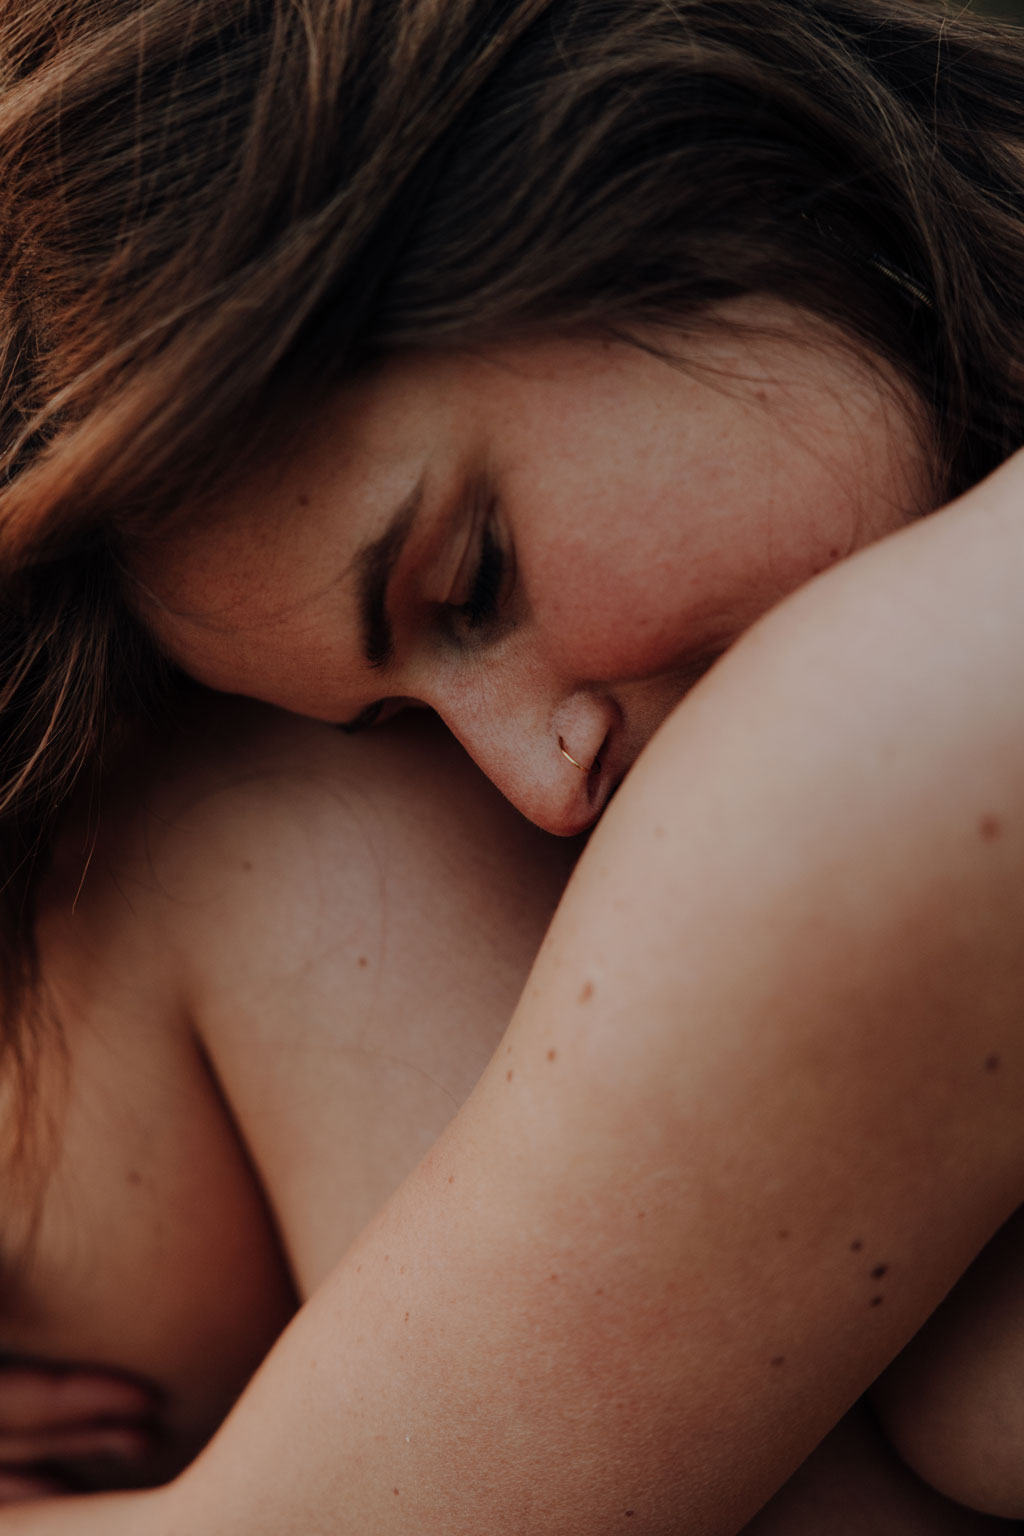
{"left": 127, "top": 362, "right": 452, "bottom": 699}
{"left": 126, "top": 313, "right": 927, "bottom": 711}
{"left": 125, "top": 335, "right": 627, "bottom": 676}
{"left": 150, "top": 363, "right": 441, "bottom": 586}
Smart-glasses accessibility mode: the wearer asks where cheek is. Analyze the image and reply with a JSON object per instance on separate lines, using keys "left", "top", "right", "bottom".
{"left": 527, "top": 470, "right": 888, "bottom": 686}
{"left": 506, "top": 340, "right": 930, "bottom": 686}
{"left": 530, "top": 529, "right": 708, "bottom": 681}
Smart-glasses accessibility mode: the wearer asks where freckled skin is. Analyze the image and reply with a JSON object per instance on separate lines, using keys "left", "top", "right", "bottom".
{"left": 32, "top": 394, "right": 1024, "bottom": 1536}
{"left": 131, "top": 300, "right": 934, "bottom": 837}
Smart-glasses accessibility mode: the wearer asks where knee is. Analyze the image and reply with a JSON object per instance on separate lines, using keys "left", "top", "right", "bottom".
{"left": 873, "top": 1210, "right": 1024, "bottom": 1520}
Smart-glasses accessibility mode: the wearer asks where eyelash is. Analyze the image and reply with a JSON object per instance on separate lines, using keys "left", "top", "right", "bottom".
{"left": 450, "top": 519, "right": 506, "bottom": 633}
{"left": 342, "top": 515, "right": 509, "bottom": 735}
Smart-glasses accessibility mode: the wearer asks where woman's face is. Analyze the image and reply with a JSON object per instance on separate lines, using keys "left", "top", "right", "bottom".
{"left": 132, "top": 303, "right": 933, "bottom": 834}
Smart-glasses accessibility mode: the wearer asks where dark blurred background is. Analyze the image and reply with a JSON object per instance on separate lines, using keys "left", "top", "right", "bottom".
{"left": 971, "top": 0, "right": 1024, "bottom": 20}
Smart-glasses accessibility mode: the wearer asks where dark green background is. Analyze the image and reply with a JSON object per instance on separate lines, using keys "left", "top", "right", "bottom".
{"left": 971, "top": 0, "right": 1024, "bottom": 20}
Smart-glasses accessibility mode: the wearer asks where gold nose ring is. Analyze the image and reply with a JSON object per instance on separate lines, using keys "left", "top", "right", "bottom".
{"left": 558, "top": 736, "right": 600, "bottom": 775}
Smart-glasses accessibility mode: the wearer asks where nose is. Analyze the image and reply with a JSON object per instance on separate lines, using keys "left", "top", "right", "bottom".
{"left": 432, "top": 682, "right": 620, "bottom": 836}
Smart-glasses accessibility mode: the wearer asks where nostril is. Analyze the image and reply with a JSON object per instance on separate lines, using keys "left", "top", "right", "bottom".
{"left": 558, "top": 735, "right": 600, "bottom": 775}
{"left": 553, "top": 693, "right": 622, "bottom": 798}
{"left": 584, "top": 729, "right": 613, "bottom": 807}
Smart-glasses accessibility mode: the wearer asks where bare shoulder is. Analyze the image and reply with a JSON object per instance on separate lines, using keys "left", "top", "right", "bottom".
{"left": 56, "top": 695, "right": 572, "bottom": 1021}
{"left": 55, "top": 694, "right": 576, "bottom": 1291}
{"left": 36, "top": 464, "right": 1024, "bottom": 1534}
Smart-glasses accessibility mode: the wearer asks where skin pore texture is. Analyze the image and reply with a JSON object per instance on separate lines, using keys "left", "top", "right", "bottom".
{"left": 130, "top": 301, "right": 935, "bottom": 834}
{"left": 12, "top": 300, "right": 1024, "bottom": 1533}
{"left": 1, "top": 691, "right": 1017, "bottom": 1534}
{"left": 14, "top": 438, "right": 1022, "bottom": 1533}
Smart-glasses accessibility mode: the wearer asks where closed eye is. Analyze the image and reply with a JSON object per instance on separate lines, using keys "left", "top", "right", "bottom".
{"left": 451, "top": 521, "right": 505, "bottom": 632}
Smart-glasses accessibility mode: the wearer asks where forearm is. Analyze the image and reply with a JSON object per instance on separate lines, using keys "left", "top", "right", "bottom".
{"left": 8, "top": 455, "right": 1024, "bottom": 1535}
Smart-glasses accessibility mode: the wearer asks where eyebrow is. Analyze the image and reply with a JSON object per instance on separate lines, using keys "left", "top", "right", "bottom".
{"left": 353, "top": 478, "right": 424, "bottom": 670}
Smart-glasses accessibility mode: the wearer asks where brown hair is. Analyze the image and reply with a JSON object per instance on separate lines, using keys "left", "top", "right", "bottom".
{"left": 2, "top": 0, "right": 1024, "bottom": 1092}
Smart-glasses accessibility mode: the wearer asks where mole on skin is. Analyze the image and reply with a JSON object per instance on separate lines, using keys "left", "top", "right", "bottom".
{"left": 850, "top": 1239, "right": 864, "bottom": 1252}
{"left": 578, "top": 980, "right": 594, "bottom": 1004}
{"left": 978, "top": 814, "right": 1003, "bottom": 841}
{"left": 547, "top": 1048, "right": 558, "bottom": 1061}
{"left": 986, "top": 1053, "right": 1001, "bottom": 1073}
{"left": 870, "top": 1295, "right": 884, "bottom": 1307}
{"left": 871, "top": 1264, "right": 888, "bottom": 1279}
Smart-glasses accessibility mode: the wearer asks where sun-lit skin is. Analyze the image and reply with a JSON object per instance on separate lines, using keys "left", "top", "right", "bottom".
{"left": 129, "top": 300, "right": 936, "bottom": 835}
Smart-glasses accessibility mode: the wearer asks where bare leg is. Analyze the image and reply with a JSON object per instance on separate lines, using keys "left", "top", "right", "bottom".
{"left": 874, "top": 1207, "right": 1024, "bottom": 1520}
{"left": 744, "top": 1402, "right": 1021, "bottom": 1536}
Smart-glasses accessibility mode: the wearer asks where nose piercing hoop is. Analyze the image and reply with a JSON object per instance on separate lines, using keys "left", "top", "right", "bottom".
{"left": 558, "top": 736, "right": 601, "bottom": 775}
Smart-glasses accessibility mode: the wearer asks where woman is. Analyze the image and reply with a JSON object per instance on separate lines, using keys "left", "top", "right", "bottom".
{"left": 2, "top": 0, "right": 1024, "bottom": 1529}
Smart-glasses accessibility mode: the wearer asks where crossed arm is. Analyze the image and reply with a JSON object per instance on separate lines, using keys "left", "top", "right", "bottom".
{"left": 5, "top": 453, "right": 1024, "bottom": 1535}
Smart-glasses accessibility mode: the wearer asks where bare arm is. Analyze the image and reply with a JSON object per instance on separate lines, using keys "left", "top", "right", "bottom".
{"left": 6, "top": 454, "right": 1024, "bottom": 1535}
